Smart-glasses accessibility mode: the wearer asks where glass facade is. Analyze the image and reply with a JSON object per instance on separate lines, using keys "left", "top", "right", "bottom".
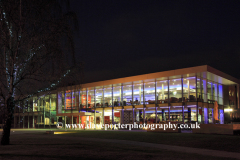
{"left": 12, "top": 71, "right": 237, "bottom": 129}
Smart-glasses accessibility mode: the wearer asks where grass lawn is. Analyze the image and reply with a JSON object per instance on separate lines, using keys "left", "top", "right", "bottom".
{"left": 0, "top": 130, "right": 238, "bottom": 160}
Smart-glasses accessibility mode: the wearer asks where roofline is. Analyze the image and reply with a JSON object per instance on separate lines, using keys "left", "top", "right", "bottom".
{"left": 206, "top": 65, "right": 240, "bottom": 84}
{"left": 59, "top": 65, "right": 239, "bottom": 90}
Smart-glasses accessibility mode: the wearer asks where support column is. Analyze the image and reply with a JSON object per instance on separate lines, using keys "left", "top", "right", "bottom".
{"left": 162, "top": 84, "right": 164, "bottom": 99}
{"left": 121, "top": 108, "right": 124, "bottom": 124}
{"left": 50, "top": 96, "right": 51, "bottom": 129}
{"left": 72, "top": 115, "right": 73, "bottom": 128}
{"left": 155, "top": 80, "right": 158, "bottom": 123}
{"left": 182, "top": 77, "right": 184, "bottom": 123}
{"left": 167, "top": 79, "right": 170, "bottom": 121}
{"left": 64, "top": 90, "right": 66, "bottom": 110}
{"left": 121, "top": 84, "right": 124, "bottom": 124}
{"left": 102, "top": 87, "right": 104, "bottom": 108}
{"left": 132, "top": 82, "right": 134, "bottom": 103}
{"left": 143, "top": 82, "right": 145, "bottom": 105}
{"left": 94, "top": 87, "right": 96, "bottom": 130}
{"left": 139, "top": 84, "right": 142, "bottom": 104}
{"left": 203, "top": 79, "right": 207, "bottom": 102}
{"left": 43, "top": 97, "right": 45, "bottom": 129}
{"left": 71, "top": 90, "right": 73, "bottom": 112}
{"left": 112, "top": 85, "right": 114, "bottom": 129}
{"left": 143, "top": 108, "right": 145, "bottom": 124}
{"left": 78, "top": 115, "right": 81, "bottom": 129}
{"left": 155, "top": 80, "right": 157, "bottom": 104}
{"left": 79, "top": 89, "right": 81, "bottom": 112}
{"left": 102, "top": 108, "right": 105, "bottom": 125}
{"left": 182, "top": 106, "right": 185, "bottom": 123}
{"left": 196, "top": 75, "right": 199, "bottom": 123}
{"left": 86, "top": 89, "right": 88, "bottom": 108}
{"left": 155, "top": 107, "right": 157, "bottom": 123}
{"left": 211, "top": 83, "right": 213, "bottom": 100}
{"left": 132, "top": 108, "right": 135, "bottom": 124}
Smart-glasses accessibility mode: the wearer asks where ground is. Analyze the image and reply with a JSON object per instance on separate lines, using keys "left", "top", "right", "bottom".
{"left": 0, "top": 129, "right": 240, "bottom": 160}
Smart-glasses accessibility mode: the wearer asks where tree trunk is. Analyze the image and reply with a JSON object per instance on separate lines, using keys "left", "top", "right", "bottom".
{"left": 1, "top": 97, "right": 14, "bottom": 145}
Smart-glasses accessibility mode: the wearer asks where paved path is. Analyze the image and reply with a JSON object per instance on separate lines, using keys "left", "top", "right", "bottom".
{"left": 78, "top": 137, "right": 240, "bottom": 159}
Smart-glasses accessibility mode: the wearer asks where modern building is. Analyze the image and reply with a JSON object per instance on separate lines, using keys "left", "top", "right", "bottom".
{"left": 12, "top": 65, "right": 240, "bottom": 129}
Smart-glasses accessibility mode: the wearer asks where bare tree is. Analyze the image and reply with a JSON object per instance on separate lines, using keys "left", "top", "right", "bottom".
{"left": 0, "top": 0, "right": 81, "bottom": 145}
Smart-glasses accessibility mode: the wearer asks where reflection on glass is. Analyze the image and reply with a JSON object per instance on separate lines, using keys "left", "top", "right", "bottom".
{"left": 169, "top": 79, "right": 182, "bottom": 103}
{"left": 104, "top": 85, "right": 112, "bottom": 107}
{"left": 123, "top": 82, "right": 132, "bottom": 106}
{"left": 144, "top": 81, "right": 155, "bottom": 104}
{"left": 96, "top": 86, "right": 103, "bottom": 107}
{"left": 133, "top": 81, "right": 143, "bottom": 105}
{"left": 113, "top": 84, "right": 122, "bottom": 106}
{"left": 183, "top": 77, "right": 196, "bottom": 102}
{"left": 156, "top": 80, "right": 168, "bottom": 104}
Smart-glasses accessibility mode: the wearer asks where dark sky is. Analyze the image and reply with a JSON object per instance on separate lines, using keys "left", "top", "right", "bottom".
{"left": 70, "top": 0, "right": 240, "bottom": 83}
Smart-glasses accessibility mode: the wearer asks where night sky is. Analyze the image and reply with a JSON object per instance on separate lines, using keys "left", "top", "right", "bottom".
{"left": 70, "top": 0, "right": 240, "bottom": 83}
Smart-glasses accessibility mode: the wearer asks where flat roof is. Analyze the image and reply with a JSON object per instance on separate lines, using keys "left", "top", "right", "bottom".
{"left": 61, "top": 65, "right": 239, "bottom": 90}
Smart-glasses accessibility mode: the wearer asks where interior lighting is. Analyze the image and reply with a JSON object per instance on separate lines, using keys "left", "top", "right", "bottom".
{"left": 224, "top": 108, "right": 233, "bottom": 112}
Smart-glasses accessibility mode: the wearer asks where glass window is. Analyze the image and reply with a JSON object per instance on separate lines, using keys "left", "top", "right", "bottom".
{"left": 33, "top": 96, "right": 38, "bottom": 112}
{"left": 88, "top": 88, "right": 95, "bottom": 108}
{"left": 207, "top": 81, "right": 212, "bottom": 100}
{"left": 144, "top": 80, "right": 155, "bottom": 104}
{"left": 65, "top": 90, "right": 72, "bottom": 109}
{"left": 57, "top": 91, "right": 64, "bottom": 113}
{"left": 196, "top": 77, "right": 202, "bottom": 101}
{"left": 133, "top": 81, "right": 143, "bottom": 105}
{"left": 170, "top": 106, "right": 183, "bottom": 122}
{"left": 95, "top": 86, "right": 103, "bottom": 107}
{"left": 23, "top": 99, "right": 28, "bottom": 112}
{"left": 39, "top": 97, "right": 44, "bottom": 112}
{"left": 50, "top": 94, "right": 57, "bottom": 125}
{"left": 183, "top": 77, "right": 196, "bottom": 102}
{"left": 80, "top": 88, "right": 86, "bottom": 108}
{"left": 123, "top": 82, "right": 132, "bottom": 106}
{"left": 169, "top": 79, "right": 182, "bottom": 103}
{"left": 113, "top": 84, "right": 122, "bottom": 106}
{"left": 29, "top": 97, "right": 33, "bottom": 112}
{"left": 145, "top": 108, "right": 156, "bottom": 123}
{"left": 156, "top": 80, "right": 168, "bottom": 104}
{"left": 212, "top": 83, "right": 218, "bottom": 101}
{"left": 72, "top": 90, "right": 77, "bottom": 110}
{"left": 202, "top": 79, "right": 207, "bottom": 102}
{"left": 114, "top": 110, "right": 121, "bottom": 123}
{"left": 209, "top": 108, "right": 213, "bottom": 124}
{"left": 104, "top": 85, "right": 112, "bottom": 107}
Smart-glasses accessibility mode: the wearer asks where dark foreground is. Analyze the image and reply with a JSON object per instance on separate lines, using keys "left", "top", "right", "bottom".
{"left": 0, "top": 129, "right": 239, "bottom": 160}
